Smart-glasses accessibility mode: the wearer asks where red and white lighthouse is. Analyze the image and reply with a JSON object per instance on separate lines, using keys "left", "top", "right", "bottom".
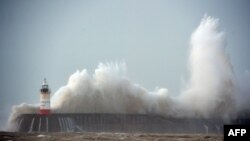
{"left": 39, "top": 78, "right": 50, "bottom": 115}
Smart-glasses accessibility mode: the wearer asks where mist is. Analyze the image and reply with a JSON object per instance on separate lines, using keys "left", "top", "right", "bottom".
{"left": 6, "top": 16, "right": 249, "bottom": 131}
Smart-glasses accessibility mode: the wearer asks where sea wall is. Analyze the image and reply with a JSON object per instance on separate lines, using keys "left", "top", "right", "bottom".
{"left": 15, "top": 113, "right": 247, "bottom": 133}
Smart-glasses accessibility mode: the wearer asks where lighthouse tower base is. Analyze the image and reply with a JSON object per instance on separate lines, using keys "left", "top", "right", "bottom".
{"left": 40, "top": 109, "right": 50, "bottom": 115}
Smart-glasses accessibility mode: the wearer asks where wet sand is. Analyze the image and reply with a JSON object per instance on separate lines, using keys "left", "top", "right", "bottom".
{"left": 0, "top": 131, "right": 222, "bottom": 141}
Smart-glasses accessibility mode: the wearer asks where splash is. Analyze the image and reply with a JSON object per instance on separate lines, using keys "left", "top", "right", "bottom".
{"left": 50, "top": 62, "right": 176, "bottom": 115}
{"left": 7, "top": 103, "right": 38, "bottom": 131}
{"left": 178, "top": 16, "right": 236, "bottom": 118}
{"left": 7, "top": 15, "right": 244, "bottom": 131}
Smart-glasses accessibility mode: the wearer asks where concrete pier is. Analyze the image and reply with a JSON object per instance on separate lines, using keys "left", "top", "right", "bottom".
{"left": 15, "top": 113, "right": 249, "bottom": 133}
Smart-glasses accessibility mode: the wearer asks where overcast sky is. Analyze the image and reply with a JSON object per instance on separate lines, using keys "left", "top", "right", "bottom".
{"left": 0, "top": 0, "right": 249, "bottom": 129}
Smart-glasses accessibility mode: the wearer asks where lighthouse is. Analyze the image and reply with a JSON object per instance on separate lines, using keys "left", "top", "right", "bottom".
{"left": 39, "top": 78, "right": 50, "bottom": 115}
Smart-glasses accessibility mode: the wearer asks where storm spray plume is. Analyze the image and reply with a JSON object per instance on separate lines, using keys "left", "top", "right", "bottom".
{"left": 179, "top": 16, "right": 236, "bottom": 118}
{"left": 50, "top": 62, "right": 174, "bottom": 115}
{"left": 7, "top": 103, "right": 38, "bottom": 131}
{"left": 7, "top": 15, "right": 245, "bottom": 131}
